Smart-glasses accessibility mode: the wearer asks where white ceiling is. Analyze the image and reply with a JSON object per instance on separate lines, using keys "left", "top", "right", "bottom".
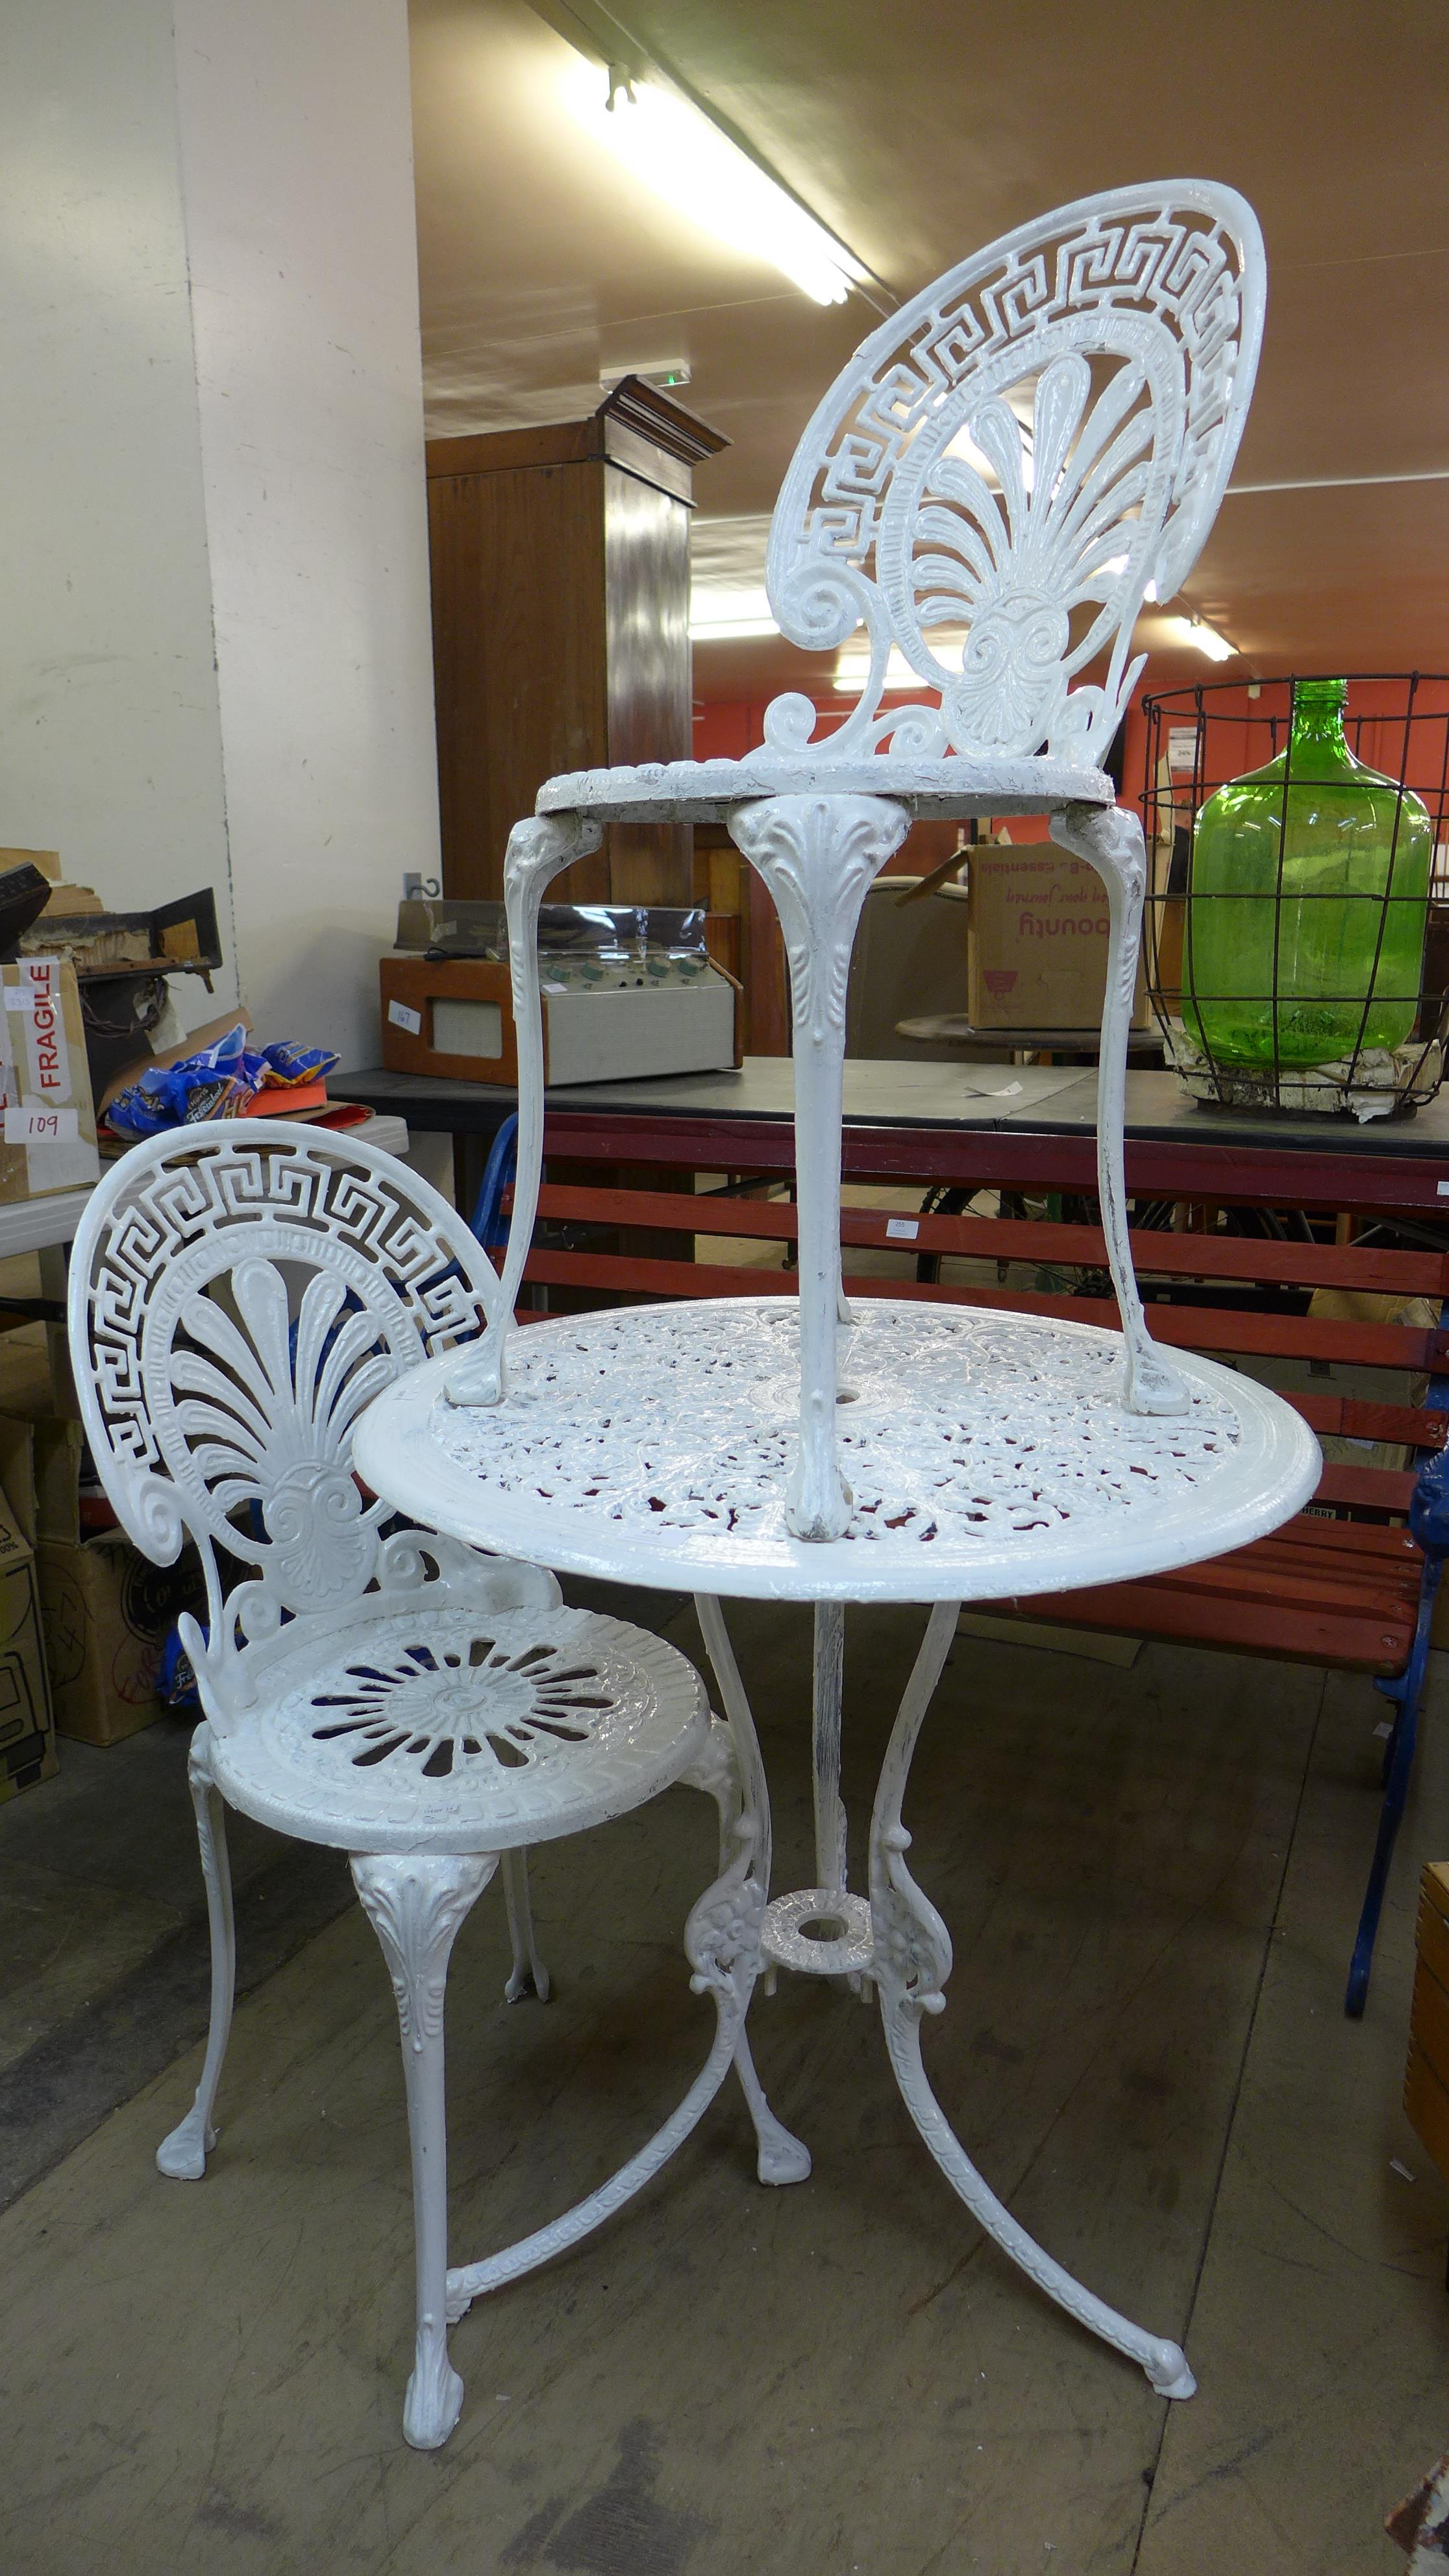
{"left": 409, "top": 0, "right": 1449, "bottom": 693}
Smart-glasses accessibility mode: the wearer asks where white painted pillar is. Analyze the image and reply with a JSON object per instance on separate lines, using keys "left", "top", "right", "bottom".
{"left": 0, "top": 0, "right": 438, "bottom": 1072}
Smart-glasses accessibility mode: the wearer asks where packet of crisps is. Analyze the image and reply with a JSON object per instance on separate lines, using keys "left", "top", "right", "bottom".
{"left": 106, "top": 1022, "right": 259, "bottom": 1137}
{"left": 256, "top": 1039, "right": 340, "bottom": 1087}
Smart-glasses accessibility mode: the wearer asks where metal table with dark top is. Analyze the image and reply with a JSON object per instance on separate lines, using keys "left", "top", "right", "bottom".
{"left": 338, "top": 1058, "right": 1449, "bottom": 1222}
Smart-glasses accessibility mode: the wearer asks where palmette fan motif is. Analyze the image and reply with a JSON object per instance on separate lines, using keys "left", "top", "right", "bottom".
{"left": 171, "top": 1259, "right": 391, "bottom": 1607}
{"left": 77, "top": 1129, "right": 497, "bottom": 1645}
{"left": 758, "top": 182, "right": 1264, "bottom": 768}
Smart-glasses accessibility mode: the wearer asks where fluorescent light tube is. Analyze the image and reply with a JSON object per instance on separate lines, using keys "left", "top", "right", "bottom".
{"left": 1173, "top": 615, "right": 1236, "bottom": 662}
{"left": 689, "top": 585, "right": 779, "bottom": 641}
{"left": 562, "top": 60, "right": 868, "bottom": 306}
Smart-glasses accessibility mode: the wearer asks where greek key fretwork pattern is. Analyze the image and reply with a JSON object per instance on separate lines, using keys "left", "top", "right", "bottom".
{"left": 761, "top": 183, "right": 1264, "bottom": 769}
{"left": 72, "top": 1121, "right": 501, "bottom": 1613}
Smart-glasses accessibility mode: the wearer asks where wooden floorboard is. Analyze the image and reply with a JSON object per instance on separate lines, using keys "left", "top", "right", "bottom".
{"left": 0, "top": 1615, "right": 1446, "bottom": 2572}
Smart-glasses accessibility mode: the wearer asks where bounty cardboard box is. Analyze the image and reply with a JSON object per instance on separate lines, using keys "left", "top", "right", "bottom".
{"left": 967, "top": 846, "right": 1148, "bottom": 1031}
{"left": 0, "top": 956, "right": 101, "bottom": 1200}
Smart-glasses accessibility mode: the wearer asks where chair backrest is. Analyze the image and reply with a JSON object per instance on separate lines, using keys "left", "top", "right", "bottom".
{"left": 68, "top": 1122, "right": 499, "bottom": 1644}
{"left": 760, "top": 181, "right": 1265, "bottom": 770}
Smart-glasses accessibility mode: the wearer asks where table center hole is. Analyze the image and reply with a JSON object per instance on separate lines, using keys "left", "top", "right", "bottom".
{"left": 800, "top": 1914, "right": 848, "bottom": 1943}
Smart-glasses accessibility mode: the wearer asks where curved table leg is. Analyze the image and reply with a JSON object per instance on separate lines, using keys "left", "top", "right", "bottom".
{"left": 446, "top": 1711, "right": 808, "bottom": 2320}
{"left": 870, "top": 1602, "right": 1196, "bottom": 2401}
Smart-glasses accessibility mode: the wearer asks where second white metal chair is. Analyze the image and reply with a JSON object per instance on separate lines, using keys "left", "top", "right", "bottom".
{"left": 68, "top": 1120, "right": 806, "bottom": 2449}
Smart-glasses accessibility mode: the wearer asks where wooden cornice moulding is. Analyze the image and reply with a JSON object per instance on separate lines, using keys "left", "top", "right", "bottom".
{"left": 426, "top": 377, "right": 728, "bottom": 504}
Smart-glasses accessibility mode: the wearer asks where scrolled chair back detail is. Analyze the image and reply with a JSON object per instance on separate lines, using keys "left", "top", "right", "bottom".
{"left": 68, "top": 1122, "right": 500, "bottom": 1706}
{"left": 758, "top": 181, "right": 1264, "bottom": 771}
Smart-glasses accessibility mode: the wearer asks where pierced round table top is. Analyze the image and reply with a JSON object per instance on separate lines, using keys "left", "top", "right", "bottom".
{"left": 354, "top": 1299, "right": 1320, "bottom": 1607}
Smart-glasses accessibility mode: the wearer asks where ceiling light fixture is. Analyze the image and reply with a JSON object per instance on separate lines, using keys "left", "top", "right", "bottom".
{"left": 690, "top": 586, "right": 780, "bottom": 642}
{"left": 1172, "top": 614, "right": 1237, "bottom": 663}
{"left": 833, "top": 643, "right": 952, "bottom": 693}
{"left": 560, "top": 55, "right": 871, "bottom": 307}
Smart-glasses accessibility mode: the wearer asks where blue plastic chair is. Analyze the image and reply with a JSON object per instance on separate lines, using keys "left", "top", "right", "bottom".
{"left": 469, "top": 1114, "right": 518, "bottom": 1254}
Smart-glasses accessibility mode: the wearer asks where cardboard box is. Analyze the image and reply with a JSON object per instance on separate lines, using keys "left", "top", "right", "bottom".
{"left": 0, "top": 1483, "right": 57, "bottom": 1805}
{"left": 380, "top": 951, "right": 741, "bottom": 1087}
{"left": 0, "top": 957, "right": 101, "bottom": 1200}
{"left": 29, "top": 1417, "right": 205, "bottom": 1748}
{"left": 967, "top": 846, "right": 1148, "bottom": 1030}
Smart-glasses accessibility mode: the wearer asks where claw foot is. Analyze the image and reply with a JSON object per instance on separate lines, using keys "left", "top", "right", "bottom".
{"left": 156, "top": 2107, "right": 216, "bottom": 2180}
{"left": 1145, "top": 2342, "right": 1196, "bottom": 2400}
{"left": 754, "top": 2116, "right": 812, "bottom": 2186}
{"left": 403, "top": 2331, "right": 465, "bottom": 2449}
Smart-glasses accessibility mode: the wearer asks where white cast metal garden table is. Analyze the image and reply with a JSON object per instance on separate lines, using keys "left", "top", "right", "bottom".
{"left": 356, "top": 1293, "right": 1317, "bottom": 2404}
{"left": 358, "top": 179, "right": 1321, "bottom": 2403}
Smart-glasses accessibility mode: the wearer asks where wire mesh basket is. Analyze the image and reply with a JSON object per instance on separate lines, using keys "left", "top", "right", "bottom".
{"left": 1140, "top": 675, "right": 1449, "bottom": 1117}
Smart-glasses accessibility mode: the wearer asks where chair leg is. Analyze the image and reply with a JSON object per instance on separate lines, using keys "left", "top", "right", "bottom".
{"left": 352, "top": 1851, "right": 497, "bottom": 2450}
{"left": 1346, "top": 1684, "right": 1420, "bottom": 2020}
{"left": 501, "top": 1846, "right": 551, "bottom": 2003}
{"left": 157, "top": 1730, "right": 235, "bottom": 2181}
{"left": 1345, "top": 1553, "right": 1443, "bottom": 2019}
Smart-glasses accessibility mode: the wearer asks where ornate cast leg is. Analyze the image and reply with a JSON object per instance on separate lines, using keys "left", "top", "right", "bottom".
{"left": 728, "top": 793, "right": 911, "bottom": 1538}
{"left": 502, "top": 1847, "right": 551, "bottom": 2004}
{"left": 157, "top": 1728, "right": 235, "bottom": 2181}
{"left": 698, "top": 1589, "right": 872, "bottom": 1989}
{"left": 690, "top": 1603, "right": 814, "bottom": 2184}
{"left": 444, "top": 811, "right": 602, "bottom": 1408}
{"left": 352, "top": 1851, "right": 498, "bottom": 2449}
{"left": 1048, "top": 801, "right": 1188, "bottom": 1418}
{"left": 445, "top": 1713, "right": 806, "bottom": 2320}
{"left": 871, "top": 1603, "right": 1196, "bottom": 2400}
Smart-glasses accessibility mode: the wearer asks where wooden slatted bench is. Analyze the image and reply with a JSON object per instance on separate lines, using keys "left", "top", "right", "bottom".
{"left": 502, "top": 1167, "right": 1449, "bottom": 2012}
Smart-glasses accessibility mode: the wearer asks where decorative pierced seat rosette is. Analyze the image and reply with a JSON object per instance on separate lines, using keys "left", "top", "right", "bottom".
{"left": 68, "top": 1122, "right": 808, "bottom": 2453}
{"left": 206, "top": 1600, "right": 708, "bottom": 1853}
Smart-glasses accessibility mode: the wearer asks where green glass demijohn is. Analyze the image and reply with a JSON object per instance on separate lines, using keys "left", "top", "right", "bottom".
{"left": 1182, "top": 678, "right": 1432, "bottom": 1068}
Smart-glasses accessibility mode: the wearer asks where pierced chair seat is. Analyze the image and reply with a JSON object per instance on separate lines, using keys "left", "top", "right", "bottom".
{"left": 535, "top": 749, "right": 1113, "bottom": 824}
{"left": 204, "top": 1593, "right": 708, "bottom": 1853}
{"left": 67, "top": 1121, "right": 806, "bottom": 2455}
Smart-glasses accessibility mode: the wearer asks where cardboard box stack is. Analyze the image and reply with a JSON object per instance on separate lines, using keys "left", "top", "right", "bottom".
{"left": 0, "top": 1428, "right": 56, "bottom": 1805}
{"left": 0, "top": 1331, "right": 203, "bottom": 1753}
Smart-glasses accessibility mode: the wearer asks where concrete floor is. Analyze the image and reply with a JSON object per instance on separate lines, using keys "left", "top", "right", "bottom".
{"left": 2, "top": 1592, "right": 1448, "bottom": 2574}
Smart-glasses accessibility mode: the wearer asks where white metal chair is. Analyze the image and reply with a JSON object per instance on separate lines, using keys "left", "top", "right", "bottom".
{"left": 67, "top": 1121, "right": 806, "bottom": 2449}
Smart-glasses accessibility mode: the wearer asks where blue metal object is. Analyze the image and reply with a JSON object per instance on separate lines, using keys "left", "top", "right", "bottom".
{"left": 1344, "top": 1294, "right": 1449, "bottom": 2017}
{"left": 469, "top": 1114, "right": 518, "bottom": 1252}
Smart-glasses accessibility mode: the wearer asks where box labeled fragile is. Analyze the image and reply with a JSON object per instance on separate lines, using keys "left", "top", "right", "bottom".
{"left": 0, "top": 957, "right": 100, "bottom": 1197}
{"left": 967, "top": 848, "right": 1147, "bottom": 1030}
